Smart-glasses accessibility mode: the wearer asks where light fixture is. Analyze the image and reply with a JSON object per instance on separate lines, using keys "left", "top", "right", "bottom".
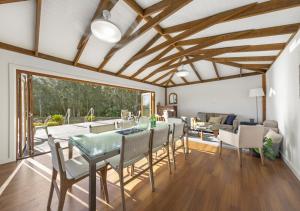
{"left": 91, "top": 10, "right": 122, "bottom": 43}
{"left": 175, "top": 65, "right": 189, "bottom": 77}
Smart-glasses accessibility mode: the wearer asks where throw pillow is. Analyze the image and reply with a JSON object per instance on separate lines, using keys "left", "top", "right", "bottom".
{"left": 220, "top": 115, "right": 228, "bottom": 124}
{"left": 197, "top": 112, "right": 207, "bottom": 122}
{"left": 224, "top": 114, "right": 236, "bottom": 125}
{"left": 208, "top": 116, "right": 222, "bottom": 124}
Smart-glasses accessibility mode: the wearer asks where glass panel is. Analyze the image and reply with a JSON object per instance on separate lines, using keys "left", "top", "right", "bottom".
{"left": 70, "top": 122, "right": 169, "bottom": 158}
{"left": 141, "top": 93, "right": 151, "bottom": 117}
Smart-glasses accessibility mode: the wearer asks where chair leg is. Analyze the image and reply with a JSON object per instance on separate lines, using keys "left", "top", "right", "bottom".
{"left": 99, "top": 166, "right": 109, "bottom": 203}
{"left": 238, "top": 148, "right": 242, "bottom": 167}
{"left": 219, "top": 141, "right": 223, "bottom": 158}
{"left": 130, "top": 164, "right": 134, "bottom": 176}
{"left": 166, "top": 146, "right": 172, "bottom": 174}
{"left": 148, "top": 154, "right": 155, "bottom": 192}
{"left": 181, "top": 138, "right": 186, "bottom": 160}
{"left": 119, "top": 171, "right": 126, "bottom": 211}
{"left": 47, "top": 169, "right": 57, "bottom": 210}
{"left": 57, "top": 185, "right": 67, "bottom": 211}
{"left": 172, "top": 141, "right": 176, "bottom": 170}
{"left": 259, "top": 147, "right": 264, "bottom": 165}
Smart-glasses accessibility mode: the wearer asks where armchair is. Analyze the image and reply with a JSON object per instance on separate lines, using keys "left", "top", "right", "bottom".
{"left": 218, "top": 125, "right": 265, "bottom": 167}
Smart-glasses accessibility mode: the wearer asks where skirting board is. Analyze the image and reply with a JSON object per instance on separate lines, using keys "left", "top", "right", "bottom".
{"left": 281, "top": 152, "right": 300, "bottom": 182}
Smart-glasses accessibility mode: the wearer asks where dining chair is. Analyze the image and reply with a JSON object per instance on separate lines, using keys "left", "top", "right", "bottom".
{"left": 151, "top": 125, "right": 172, "bottom": 175}
{"left": 47, "top": 136, "right": 109, "bottom": 211}
{"left": 218, "top": 125, "right": 265, "bottom": 167}
{"left": 117, "top": 120, "right": 136, "bottom": 129}
{"left": 89, "top": 123, "right": 116, "bottom": 133}
{"left": 171, "top": 122, "right": 186, "bottom": 169}
{"left": 105, "top": 130, "right": 153, "bottom": 211}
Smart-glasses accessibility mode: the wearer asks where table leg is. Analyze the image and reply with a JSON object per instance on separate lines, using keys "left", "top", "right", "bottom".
{"left": 68, "top": 142, "right": 73, "bottom": 159}
{"left": 89, "top": 161, "right": 96, "bottom": 211}
{"left": 185, "top": 132, "right": 189, "bottom": 155}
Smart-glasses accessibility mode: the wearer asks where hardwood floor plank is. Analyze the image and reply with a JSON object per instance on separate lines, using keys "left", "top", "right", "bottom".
{"left": 0, "top": 141, "right": 300, "bottom": 211}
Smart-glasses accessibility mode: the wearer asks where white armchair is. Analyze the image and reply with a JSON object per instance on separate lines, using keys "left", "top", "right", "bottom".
{"left": 218, "top": 125, "right": 265, "bottom": 167}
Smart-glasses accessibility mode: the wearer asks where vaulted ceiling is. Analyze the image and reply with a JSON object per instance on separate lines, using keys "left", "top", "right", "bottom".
{"left": 0, "top": 0, "right": 300, "bottom": 87}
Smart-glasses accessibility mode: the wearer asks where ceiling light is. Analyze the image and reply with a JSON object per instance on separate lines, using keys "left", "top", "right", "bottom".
{"left": 176, "top": 65, "right": 189, "bottom": 77}
{"left": 91, "top": 10, "right": 122, "bottom": 43}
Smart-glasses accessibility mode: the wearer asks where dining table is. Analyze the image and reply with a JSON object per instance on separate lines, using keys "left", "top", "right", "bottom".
{"left": 68, "top": 121, "right": 189, "bottom": 211}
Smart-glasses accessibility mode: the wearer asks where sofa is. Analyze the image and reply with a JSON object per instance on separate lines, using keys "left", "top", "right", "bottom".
{"left": 191, "top": 112, "right": 239, "bottom": 133}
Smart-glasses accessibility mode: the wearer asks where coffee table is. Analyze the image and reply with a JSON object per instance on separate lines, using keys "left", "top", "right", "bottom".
{"left": 189, "top": 126, "right": 219, "bottom": 139}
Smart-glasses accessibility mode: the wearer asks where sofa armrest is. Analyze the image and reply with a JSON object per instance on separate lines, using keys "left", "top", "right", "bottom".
{"left": 218, "top": 129, "right": 239, "bottom": 147}
{"left": 232, "top": 119, "right": 239, "bottom": 133}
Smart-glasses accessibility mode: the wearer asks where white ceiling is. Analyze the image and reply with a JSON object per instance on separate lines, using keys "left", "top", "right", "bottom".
{"left": 0, "top": 0, "right": 299, "bottom": 87}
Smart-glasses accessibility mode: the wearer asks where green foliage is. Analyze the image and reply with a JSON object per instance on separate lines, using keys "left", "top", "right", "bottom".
{"left": 46, "top": 121, "right": 60, "bottom": 127}
{"left": 32, "top": 76, "right": 142, "bottom": 119}
{"left": 85, "top": 115, "right": 96, "bottom": 122}
{"left": 51, "top": 114, "right": 64, "bottom": 125}
{"left": 33, "top": 122, "right": 44, "bottom": 127}
{"left": 253, "top": 137, "right": 276, "bottom": 160}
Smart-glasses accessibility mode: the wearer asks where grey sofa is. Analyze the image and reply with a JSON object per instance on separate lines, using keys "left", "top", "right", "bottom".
{"left": 192, "top": 112, "right": 239, "bottom": 133}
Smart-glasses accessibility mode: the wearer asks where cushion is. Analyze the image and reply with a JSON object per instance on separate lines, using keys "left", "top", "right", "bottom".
{"left": 219, "top": 115, "right": 228, "bottom": 124}
{"left": 197, "top": 112, "right": 207, "bottom": 122}
{"left": 224, "top": 114, "right": 236, "bottom": 125}
{"left": 208, "top": 116, "right": 222, "bottom": 124}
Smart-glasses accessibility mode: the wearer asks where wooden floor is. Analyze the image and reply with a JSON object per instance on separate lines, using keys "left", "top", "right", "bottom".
{"left": 0, "top": 141, "right": 300, "bottom": 211}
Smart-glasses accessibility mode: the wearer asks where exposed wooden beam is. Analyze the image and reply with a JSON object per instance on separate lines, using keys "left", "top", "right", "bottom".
{"left": 98, "top": 15, "right": 143, "bottom": 70}
{"left": 142, "top": 57, "right": 180, "bottom": 82}
{"left": 212, "top": 62, "right": 220, "bottom": 80}
{"left": 0, "top": 0, "right": 26, "bottom": 4}
{"left": 131, "top": 3, "right": 257, "bottom": 61}
{"left": 152, "top": 69, "right": 175, "bottom": 84}
{"left": 162, "top": 70, "right": 177, "bottom": 86}
{"left": 150, "top": 46, "right": 249, "bottom": 72}
{"left": 34, "top": 0, "right": 42, "bottom": 56}
{"left": 131, "top": 45, "right": 174, "bottom": 78}
{"left": 175, "top": 23, "right": 300, "bottom": 46}
{"left": 209, "top": 61, "right": 267, "bottom": 73}
{"left": 73, "top": 0, "right": 118, "bottom": 65}
{"left": 143, "top": 0, "right": 171, "bottom": 17}
{"left": 0, "top": 41, "right": 165, "bottom": 88}
{"left": 262, "top": 73, "right": 266, "bottom": 121}
{"left": 145, "top": 31, "right": 250, "bottom": 67}
{"left": 164, "top": 0, "right": 300, "bottom": 34}
{"left": 189, "top": 43, "right": 285, "bottom": 56}
{"left": 167, "top": 72, "right": 262, "bottom": 87}
{"left": 187, "top": 59, "right": 202, "bottom": 81}
{"left": 116, "top": 33, "right": 161, "bottom": 75}
{"left": 180, "top": 76, "right": 189, "bottom": 84}
{"left": 211, "top": 56, "right": 276, "bottom": 63}
{"left": 99, "top": 0, "right": 191, "bottom": 71}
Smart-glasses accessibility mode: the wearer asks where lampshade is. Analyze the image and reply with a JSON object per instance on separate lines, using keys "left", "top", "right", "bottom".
{"left": 175, "top": 66, "right": 189, "bottom": 77}
{"left": 91, "top": 10, "right": 122, "bottom": 43}
{"left": 249, "top": 88, "right": 265, "bottom": 97}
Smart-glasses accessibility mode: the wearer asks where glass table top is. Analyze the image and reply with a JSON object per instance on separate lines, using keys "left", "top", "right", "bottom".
{"left": 69, "top": 122, "right": 169, "bottom": 159}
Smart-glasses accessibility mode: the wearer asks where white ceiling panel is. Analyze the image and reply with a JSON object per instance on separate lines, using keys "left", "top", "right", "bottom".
{"left": 0, "top": 0, "right": 35, "bottom": 50}
{"left": 206, "top": 34, "right": 292, "bottom": 49}
{"left": 189, "top": 7, "right": 300, "bottom": 39}
{"left": 39, "top": 0, "right": 99, "bottom": 60}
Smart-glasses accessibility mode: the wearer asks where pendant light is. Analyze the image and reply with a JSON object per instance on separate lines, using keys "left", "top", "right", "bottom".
{"left": 176, "top": 64, "right": 189, "bottom": 77}
{"left": 91, "top": 10, "right": 122, "bottom": 43}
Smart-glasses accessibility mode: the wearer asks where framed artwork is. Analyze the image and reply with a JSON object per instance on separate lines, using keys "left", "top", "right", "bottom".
{"left": 169, "top": 93, "right": 177, "bottom": 104}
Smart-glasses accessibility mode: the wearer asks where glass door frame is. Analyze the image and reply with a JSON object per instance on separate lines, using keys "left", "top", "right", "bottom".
{"left": 15, "top": 69, "right": 156, "bottom": 160}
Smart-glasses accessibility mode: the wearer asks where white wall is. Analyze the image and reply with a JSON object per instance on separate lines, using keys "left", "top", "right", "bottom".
{"left": 266, "top": 30, "right": 300, "bottom": 180}
{"left": 167, "top": 75, "right": 263, "bottom": 121}
{"left": 0, "top": 49, "right": 164, "bottom": 164}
